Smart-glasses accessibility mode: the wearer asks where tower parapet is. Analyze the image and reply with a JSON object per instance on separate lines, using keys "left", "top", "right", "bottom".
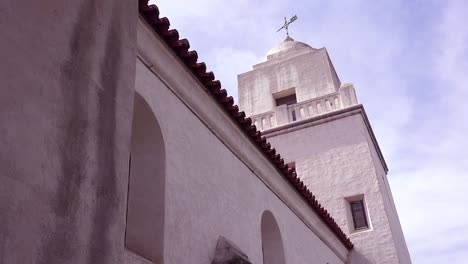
{"left": 239, "top": 37, "right": 357, "bottom": 131}
{"left": 249, "top": 83, "right": 357, "bottom": 131}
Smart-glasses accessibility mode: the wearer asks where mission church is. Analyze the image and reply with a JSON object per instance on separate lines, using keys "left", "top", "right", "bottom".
{"left": 0, "top": 1, "right": 411, "bottom": 263}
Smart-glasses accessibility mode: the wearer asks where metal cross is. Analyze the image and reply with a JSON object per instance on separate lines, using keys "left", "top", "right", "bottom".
{"left": 276, "top": 15, "right": 298, "bottom": 37}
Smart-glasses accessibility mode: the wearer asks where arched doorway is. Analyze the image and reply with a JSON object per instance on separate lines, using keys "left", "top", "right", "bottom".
{"left": 261, "top": 210, "right": 286, "bottom": 264}
{"left": 125, "top": 92, "right": 165, "bottom": 263}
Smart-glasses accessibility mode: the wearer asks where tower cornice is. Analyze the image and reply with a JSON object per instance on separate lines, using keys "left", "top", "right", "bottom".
{"left": 261, "top": 104, "right": 389, "bottom": 173}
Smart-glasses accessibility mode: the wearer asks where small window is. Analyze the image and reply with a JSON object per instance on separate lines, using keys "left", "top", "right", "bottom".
{"left": 275, "top": 94, "right": 297, "bottom": 106}
{"left": 350, "top": 200, "right": 368, "bottom": 229}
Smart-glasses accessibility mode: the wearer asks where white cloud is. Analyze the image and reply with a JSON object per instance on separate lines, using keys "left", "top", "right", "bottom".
{"left": 434, "top": 0, "right": 468, "bottom": 131}
{"left": 391, "top": 1, "right": 468, "bottom": 263}
{"left": 208, "top": 47, "right": 263, "bottom": 100}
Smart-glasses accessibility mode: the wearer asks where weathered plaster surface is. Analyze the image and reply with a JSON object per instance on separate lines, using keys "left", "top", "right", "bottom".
{"left": 0, "top": 1, "right": 137, "bottom": 263}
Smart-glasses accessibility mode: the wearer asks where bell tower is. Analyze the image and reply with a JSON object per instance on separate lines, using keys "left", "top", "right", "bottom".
{"left": 238, "top": 38, "right": 412, "bottom": 264}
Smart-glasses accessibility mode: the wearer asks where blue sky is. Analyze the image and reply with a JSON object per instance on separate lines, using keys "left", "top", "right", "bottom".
{"left": 150, "top": 1, "right": 468, "bottom": 263}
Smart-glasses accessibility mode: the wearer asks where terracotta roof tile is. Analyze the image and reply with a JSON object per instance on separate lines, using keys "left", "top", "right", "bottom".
{"left": 139, "top": 0, "right": 353, "bottom": 250}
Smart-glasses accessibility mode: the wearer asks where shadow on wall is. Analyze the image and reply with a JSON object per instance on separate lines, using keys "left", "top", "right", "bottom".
{"left": 261, "top": 210, "right": 286, "bottom": 264}
{"left": 348, "top": 249, "right": 373, "bottom": 264}
{"left": 125, "top": 92, "right": 166, "bottom": 263}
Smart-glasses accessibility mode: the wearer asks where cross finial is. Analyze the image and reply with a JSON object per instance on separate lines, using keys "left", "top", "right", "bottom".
{"left": 276, "top": 15, "right": 298, "bottom": 37}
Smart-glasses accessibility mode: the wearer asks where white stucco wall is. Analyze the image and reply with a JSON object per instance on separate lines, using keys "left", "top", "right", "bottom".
{"left": 125, "top": 18, "right": 350, "bottom": 264}
{"left": 0, "top": 1, "right": 137, "bottom": 263}
{"left": 364, "top": 122, "right": 412, "bottom": 263}
{"left": 264, "top": 110, "right": 410, "bottom": 264}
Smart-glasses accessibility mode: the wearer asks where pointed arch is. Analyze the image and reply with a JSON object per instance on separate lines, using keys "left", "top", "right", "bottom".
{"left": 261, "top": 210, "right": 286, "bottom": 264}
{"left": 125, "top": 92, "right": 165, "bottom": 263}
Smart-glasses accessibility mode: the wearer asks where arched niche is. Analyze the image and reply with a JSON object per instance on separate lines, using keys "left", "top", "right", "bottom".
{"left": 125, "top": 92, "right": 165, "bottom": 263}
{"left": 261, "top": 210, "right": 286, "bottom": 264}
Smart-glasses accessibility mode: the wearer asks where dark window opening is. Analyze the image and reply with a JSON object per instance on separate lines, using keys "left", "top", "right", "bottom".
{"left": 291, "top": 110, "right": 296, "bottom": 121}
{"left": 350, "top": 200, "right": 368, "bottom": 229}
{"left": 275, "top": 94, "right": 297, "bottom": 106}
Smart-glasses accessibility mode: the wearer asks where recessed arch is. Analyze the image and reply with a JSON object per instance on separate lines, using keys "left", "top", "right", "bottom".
{"left": 125, "top": 92, "right": 166, "bottom": 263}
{"left": 261, "top": 210, "right": 286, "bottom": 264}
